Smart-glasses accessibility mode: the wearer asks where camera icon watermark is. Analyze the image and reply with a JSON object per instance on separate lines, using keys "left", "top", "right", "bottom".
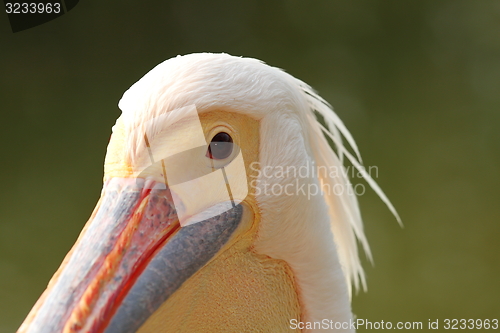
{"left": 249, "top": 161, "right": 379, "bottom": 200}
{"left": 124, "top": 105, "right": 248, "bottom": 227}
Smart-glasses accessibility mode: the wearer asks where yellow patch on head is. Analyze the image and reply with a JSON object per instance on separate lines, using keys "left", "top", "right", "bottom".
{"left": 128, "top": 110, "right": 302, "bottom": 332}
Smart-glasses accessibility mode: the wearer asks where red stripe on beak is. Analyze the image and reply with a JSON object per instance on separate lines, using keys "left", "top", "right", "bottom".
{"left": 19, "top": 178, "right": 180, "bottom": 333}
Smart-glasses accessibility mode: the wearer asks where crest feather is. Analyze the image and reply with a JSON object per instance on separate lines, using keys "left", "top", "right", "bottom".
{"left": 296, "top": 80, "right": 401, "bottom": 295}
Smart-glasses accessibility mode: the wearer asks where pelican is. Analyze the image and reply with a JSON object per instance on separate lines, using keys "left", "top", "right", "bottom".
{"left": 17, "top": 53, "right": 399, "bottom": 333}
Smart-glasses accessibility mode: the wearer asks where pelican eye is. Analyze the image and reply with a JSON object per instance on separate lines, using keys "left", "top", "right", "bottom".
{"left": 206, "top": 132, "right": 233, "bottom": 160}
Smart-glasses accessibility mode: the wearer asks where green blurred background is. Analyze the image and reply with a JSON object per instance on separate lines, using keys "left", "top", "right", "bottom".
{"left": 1, "top": 1, "right": 499, "bottom": 331}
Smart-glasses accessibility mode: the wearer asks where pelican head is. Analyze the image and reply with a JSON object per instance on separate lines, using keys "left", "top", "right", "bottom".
{"left": 17, "top": 53, "right": 398, "bottom": 333}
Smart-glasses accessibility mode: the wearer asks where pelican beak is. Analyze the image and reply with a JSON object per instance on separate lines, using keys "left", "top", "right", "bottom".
{"left": 17, "top": 177, "right": 244, "bottom": 333}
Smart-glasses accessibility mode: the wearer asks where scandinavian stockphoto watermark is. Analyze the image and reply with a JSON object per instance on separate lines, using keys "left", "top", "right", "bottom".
{"left": 249, "top": 160, "right": 379, "bottom": 200}
{"left": 290, "top": 319, "right": 423, "bottom": 331}
{"left": 4, "top": 0, "right": 80, "bottom": 32}
{"left": 289, "top": 318, "right": 499, "bottom": 330}
{"left": 128, "top": 105, "right": 249, "bottom": 227}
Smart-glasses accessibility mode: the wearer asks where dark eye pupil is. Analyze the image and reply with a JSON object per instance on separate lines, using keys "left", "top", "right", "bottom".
{"left": 207, "top": 132, "right": 233, "bottom": 160}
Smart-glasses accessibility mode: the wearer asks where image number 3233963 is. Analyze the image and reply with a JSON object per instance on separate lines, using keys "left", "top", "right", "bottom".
{"left": 5, "top": 0, "right": 79, "bottom": 33}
